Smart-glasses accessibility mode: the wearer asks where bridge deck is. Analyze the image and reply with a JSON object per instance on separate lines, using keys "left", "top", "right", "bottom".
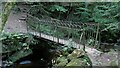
{"left": 29, "top": 31, "right": 101, "bottom": 54}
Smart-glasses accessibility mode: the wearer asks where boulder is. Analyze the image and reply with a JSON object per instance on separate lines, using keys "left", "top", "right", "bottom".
{"left": 66, "top": 58, "right": 88, "bottom": 66}
{"left": 55, "top": 60, "right": 68, "bottom": 66}
{"left": 54, "top": 56, "right": 68, "bottom": 66}
{"left": 56, "top": 56, "right": 68, "bottom": 63}
{"left": 67, "top": 49, "right": 85, "bottom": 60}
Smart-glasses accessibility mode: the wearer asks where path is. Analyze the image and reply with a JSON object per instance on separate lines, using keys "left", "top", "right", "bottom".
{"left": 4, "top": 12, "right": 27, "bottom": 33}
{"left": 3, "top": 6, "right": 118, "bottom": 66}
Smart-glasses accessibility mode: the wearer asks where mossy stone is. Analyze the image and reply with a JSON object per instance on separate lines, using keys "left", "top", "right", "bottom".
{"left": 66, "top": 58, "right": 88, "bottom": 66}
{"left": 67, "top": 49, "right": 85, "bottom": 60}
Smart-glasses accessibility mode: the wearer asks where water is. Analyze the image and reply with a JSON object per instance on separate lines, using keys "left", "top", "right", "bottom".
{"left": 19, "top": 60, "right": 31, "bottom": 65}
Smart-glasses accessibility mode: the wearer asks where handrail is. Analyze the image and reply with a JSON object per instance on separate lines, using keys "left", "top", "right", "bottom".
{"left": 26, "top": 14, "right": 99, "bottom": 31}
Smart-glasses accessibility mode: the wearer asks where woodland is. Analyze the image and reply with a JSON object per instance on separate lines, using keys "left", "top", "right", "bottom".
{"left": 0, "top": 1, "right": 120, "bottom": 68}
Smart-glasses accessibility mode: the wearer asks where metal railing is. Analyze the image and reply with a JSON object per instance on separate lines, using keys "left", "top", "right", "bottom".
{"left": 26, "top": 14, "right": 100, "bottom": 50}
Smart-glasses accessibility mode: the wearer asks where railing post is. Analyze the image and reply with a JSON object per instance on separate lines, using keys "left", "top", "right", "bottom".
{"left": 56, "top": 27, "right": 59, "bottom": 43}
{"left": 53, "top": 26, "right": 55, "bottom": 41}
{"left": 79, "top": 24, "right": 86, "bottom": 51}
{"left": 79, "top": 31, "right": 83, "bottom": 49}
{"left": 94, "top": 23, "right": 99, "bottom": 48}
{"left": 39, "top": 24, "right": 41, "bottom": 37}
{"left": 83, "top": 29, "right": 86, "bottom": 51}
{"left": 98, "top": 24, "right": 101, "bottom": 49}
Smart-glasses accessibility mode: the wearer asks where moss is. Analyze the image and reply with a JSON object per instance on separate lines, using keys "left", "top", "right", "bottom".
{"left": 66, "top": 58, "right": 88, "bottom": 66}
{"left": 67, "top": 49, "right": 85, "bottom": 60}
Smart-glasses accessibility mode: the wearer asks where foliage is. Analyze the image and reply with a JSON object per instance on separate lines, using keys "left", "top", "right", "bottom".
{"left": 26, "top": 2, "right": 120, "bottom": 50}
{"left": 2, "top": 2, "right": 120, "bottom": 67}
{"left": 1, "top": 32, "right": 92, "bottom": 67}
{"left": 28, "top": 3, "right": 51, "bottom": 18}
{"left": 1, "top": 32, "right": 39, "bottom": 66}
{"left": 60, "top": 3, "right": 118, "bottom": 41}
{"left": 49, "top": 5, "right": 68, "bottom": 12}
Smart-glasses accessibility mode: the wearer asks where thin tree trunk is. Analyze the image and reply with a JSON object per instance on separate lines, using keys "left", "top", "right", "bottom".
{"left": 94, "top": 23, "right": 99, "bottom": 48}
{"left": 0, "top": 2, "right": 15, "bottom": 32}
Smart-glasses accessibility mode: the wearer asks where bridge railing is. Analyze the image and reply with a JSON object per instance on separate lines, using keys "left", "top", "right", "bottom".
{"left": 26, "top": 14, "right": 100, "bottom": 50}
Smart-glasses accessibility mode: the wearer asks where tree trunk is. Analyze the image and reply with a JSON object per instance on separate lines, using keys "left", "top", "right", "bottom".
{"left": 0, "top": 2, "right": 15, "bottom": 32}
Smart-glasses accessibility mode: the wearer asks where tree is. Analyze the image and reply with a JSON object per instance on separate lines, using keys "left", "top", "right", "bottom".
{"left": 0, "top": 2, "right": 15, "bottom": 32}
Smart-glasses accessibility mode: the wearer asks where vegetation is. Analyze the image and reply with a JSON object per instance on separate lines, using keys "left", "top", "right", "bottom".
{"left": 1, "top": 1, "right": 119, "bottom": 68}
{"left": 1, "top": 32, "right": 92, "bottom": 67}
{"left": 1, "top": 33, "right": 37, "bottom": 66}
{"left": 27, "top": 2, "right": 120, "bottom": 51}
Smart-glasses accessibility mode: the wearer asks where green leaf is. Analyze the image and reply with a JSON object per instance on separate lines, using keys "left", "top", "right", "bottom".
{"left": 49, "top": 5, "right": 67, "bottom": 12}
